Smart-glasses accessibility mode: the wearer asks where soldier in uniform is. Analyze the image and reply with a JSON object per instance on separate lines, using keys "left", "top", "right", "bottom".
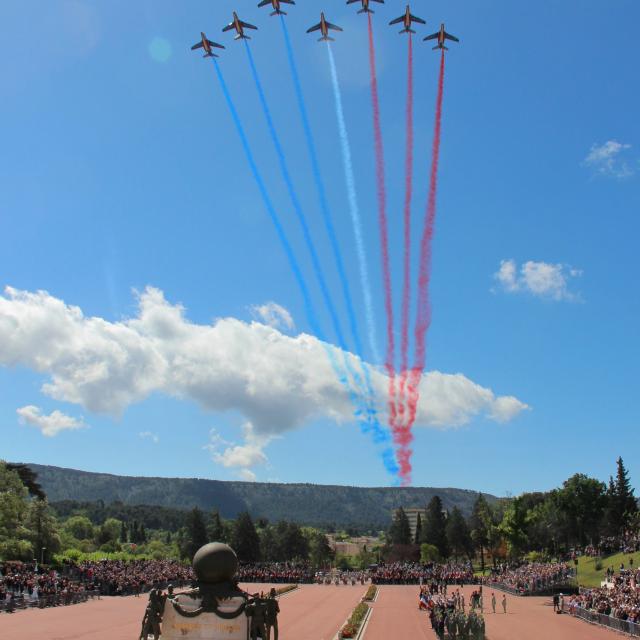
{"left": 266, "top": 588, "right": 280, "bottom": 640}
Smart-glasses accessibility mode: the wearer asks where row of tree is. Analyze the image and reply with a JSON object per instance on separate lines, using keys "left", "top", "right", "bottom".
{"left": 388, "top": 458, "right": 638, "bottom": 566}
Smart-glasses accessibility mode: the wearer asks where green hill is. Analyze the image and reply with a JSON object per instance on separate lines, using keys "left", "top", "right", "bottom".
{"left": 23, "top": 463, "right": 497, "bottom": 530}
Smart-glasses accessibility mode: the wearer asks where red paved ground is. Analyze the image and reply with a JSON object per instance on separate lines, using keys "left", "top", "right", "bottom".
{"left": 0, "top": 584, "right": 366, "bottom": 640}
{"left": 363, "top": 585, "right": 624, "bottom": 640}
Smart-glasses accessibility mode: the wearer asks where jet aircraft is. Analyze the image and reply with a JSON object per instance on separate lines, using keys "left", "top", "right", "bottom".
{"left": 258, "top": 0, "right": 295, "bottom": 16}
{"left": 424, "top": 23, "right": 459, "bottom": 50}
{"left": 191, "top": 32, "right": 225, "bottom": 58}
{"left": 347, "top": 0, "right": 384, "bottom": 14}
{"left": 222, "top": 12, "right": 258, "bottom": 40}
{"left": 389, "top": 5, "right": 426, "bottom": 34}
{"left": 306, "top": 13, "right": 343, "bottom": 41}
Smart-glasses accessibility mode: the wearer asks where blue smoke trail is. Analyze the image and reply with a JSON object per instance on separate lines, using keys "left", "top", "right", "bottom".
{"left": 325, "top": 43, "right": 381, "bottom": 367}
{"left": 278, "top": 21, "right": 395, "bottom": 458}
{"left": 213, "top": 59, "right": 398, "bottom": 476}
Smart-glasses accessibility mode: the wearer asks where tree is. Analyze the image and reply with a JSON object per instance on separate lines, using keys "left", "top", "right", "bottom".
{"left": 309, "top": 531, "right": 333, "bottom": 567}
{"left": 423, "top": 497, "right": 449, "bottom": 558}
{"left": 414, "top": 513, "right": 423, "bottom": 545}
{"left": 608, "top": 457, "right": 638, "bottom": 535}
{"left": 207, "top": 510, "right": 225, "bottom": 543}
{"left": 420, "top": 543, "right": 441, "bottom": 563}
{"left": 120, "top": 521, "right": 128, "bottom": 543}
{"left": 280, "top": 522, "right": 309, "bottom": 561}
{"left": 0, "top": 462, "right": 33, "bottom": 560}
{"left": 184, "top": 508, "right": 208, "bottom": 560}
{"left": 6, "top": 464, "right": 46, "bottom": 500}
{"left": 26, "top": 499, "right": 61, "bottom": 563}
{"left": 63, "top": 516, "right": 94, "bottom": 541}
{"left": 498, "top": 498, "right": 528, "bottom": 558}
{"left": 446, "top": 507, "right": 472, "bottom": 561}
{"left": 96, "top": 518, "right": 123, "bottom": 546}
{"left": 260, "top": 525, "right": 278, "bottom": 562}
{"left": 232, "top": 512, "right": 260, "bottom": 562}
{"left": 388, "top": 508, "right": 412, "bottom": 546}
{"left": 556, "top": 474, "right": 606, "bottom": 546}
{"left": 469, "top": 494, "right": 491, "bottom": 572}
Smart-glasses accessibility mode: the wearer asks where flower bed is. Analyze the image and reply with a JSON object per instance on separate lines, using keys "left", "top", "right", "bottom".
{"left": 362, "top": 585, "right": 377, "bottom": 602}
{"left": 339, "top": 602, "right": 369, "bottom": 639}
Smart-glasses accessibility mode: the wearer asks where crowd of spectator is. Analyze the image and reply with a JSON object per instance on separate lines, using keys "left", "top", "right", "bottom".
{"left": 566, "top": 563, "right": 640, "bottom": 626}
{"left": 0, "top": 562, "right": 98, "bottom": 612}
{"left": 582, "top": 533, "right": 640, "bottom": 558}
{"left": 236, "top": 562, "right": 314, "bottom": 584}
{"left": 488, "top": 562, "right": 574, "bottom": 594}
{"left": 370, "top": 562, "right": 474, "bottom": 586}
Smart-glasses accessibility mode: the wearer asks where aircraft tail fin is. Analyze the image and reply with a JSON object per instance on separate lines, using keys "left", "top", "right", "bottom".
{"left": 358, "top": 8, "right": 373, "bottom": 13}
{"left": 271, "top": 10, "right": 286, "bottom": 16}
{"left": 433, "top": 44, "right": 447, "bottom": 50}
{"left": 235, "top": 34, "right": 251, "bottom": 40}
{"left": 319, "top": 36, "right": 335, "bottom": 42}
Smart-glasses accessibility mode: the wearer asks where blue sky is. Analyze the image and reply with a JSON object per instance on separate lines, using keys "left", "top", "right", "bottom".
{"left": 1, "top": 0, "right": 639, "bottom": 496}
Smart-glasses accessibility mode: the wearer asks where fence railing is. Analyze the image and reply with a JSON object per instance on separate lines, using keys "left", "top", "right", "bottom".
{"left": 562, "top": 603, "right": 640, "bottom": 636}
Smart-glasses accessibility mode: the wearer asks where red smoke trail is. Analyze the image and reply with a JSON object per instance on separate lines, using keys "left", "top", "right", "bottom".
{"left": 367, "top": 14, "right": 398, "bottom": 439}
{"left": 398, "top": 34, "right": 414, "bottom": 428}
{"left": 405, "top": 51, "right": 447, "bottom": 465}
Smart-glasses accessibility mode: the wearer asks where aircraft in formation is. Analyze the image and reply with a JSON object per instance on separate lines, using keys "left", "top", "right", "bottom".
{"left": 222, "top": 11, "right": 258, "bottom": 40}
{"left": 389, "top": 5, "right": 426, "bottom": 34}
{"left": 258, "top": 0, "right": 295, "bottom": 17}
{"left": 306, "top": 12, "right": 343, "bottom": 42}
{"left": 193, "top": 4, "right": 459, "bottom": 53}
{"left": 347, "top": 0, "right": 385, "bottom": 14}
{"left": 424, "top": 23, "right": 459, "bottom": 50}
{"left": 190, "top": 32, "right": 225, "bottom": 58}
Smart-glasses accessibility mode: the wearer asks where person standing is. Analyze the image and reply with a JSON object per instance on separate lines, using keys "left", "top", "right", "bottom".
{"left": 491, "top": 593, "right": 496, "bottom": 613}
{"left": 502, "top": 594, "right": 507, "bottom": 614}
{"left": 552, "top": 593, "right": 559, "bottom": 612}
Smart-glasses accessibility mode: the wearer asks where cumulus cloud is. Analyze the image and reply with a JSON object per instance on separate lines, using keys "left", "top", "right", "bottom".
{"left": 205, "top": 423, "right": 270, "bottom": 480}
{"left": 584, "top": 140, "right": 634, "bottom": 178}
{"left": 494, "top": 259, "right": 582, "bottom": 302}
{"left": 251, "top": 302, "right": 294, "bottom": 331}
{"left": 0, "top": 286, "right": 528, "bottom": 445}
{"left": 17, "top": 405, "right": 86, "bottom": 437}
{"left": 139, "top": 431, "right": 159, "bottom": 444}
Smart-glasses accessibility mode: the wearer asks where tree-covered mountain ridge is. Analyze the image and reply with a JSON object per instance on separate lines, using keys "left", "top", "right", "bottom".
{"left": 23, "top": 464, "right": 498, "bottom": 528}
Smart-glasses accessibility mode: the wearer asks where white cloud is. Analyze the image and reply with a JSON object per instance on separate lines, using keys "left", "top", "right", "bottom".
{"left": 139, "top": 431, "right": 159, "bottom": 444}
{"left": 584, "top": 140, "right": 634, "bottom": 178}
{"left": 494, "top": 259, "right": 582, "bottom": 302}
{"left": 205, "top": 424, "right": 270, "bottom": 481}
{"left": 17, "top": 405, "right": 86, "bottom": 437}
{"left": 251, "top": 302, "right": 294, "bottom": 331}
{"left": 238, "top": 469, "right": 257, "bottom": 482}
{"left": 0, "top": 286, "right": 528, "bottom": 447}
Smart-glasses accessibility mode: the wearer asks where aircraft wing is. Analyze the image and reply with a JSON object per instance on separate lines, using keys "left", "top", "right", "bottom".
{"left": 240, "top": 20, "right": 258, "bottom": 30}
{"left": 444, "top": 32, "right": 459, "bottom": 42}
{"left": 191, "top": 41, "right": 204, "bottom": 50}
{"left": 258, "top": 0, "right": 271, "bottom": 6}
{"left": 423, "top": 32, "right": 438, "bottom": 41}
{"left": 281, "top": 0, "right": 296, "bottom": 4}
{"left": 410, "top": 14, "right": 426, "bottom": 24}
{"left": 346, "top": 0, "right": 360, "bottom": 4}
{"left": 389, "top": 15, "right": 404, "bottom": 25}
{"left": 327, "top": 22, "right": 343, "bottom": 31}
{"left": 208, "top": 40, "right": 225, "bottom": 49}
{"left": 306, "top": 22, "right": 322, "bottom": 33}
{"left": 222, "top": 23, "right": 235, "bottom": 32}
{"left": 372, "top": 0, "right": 385, "bottom": 3}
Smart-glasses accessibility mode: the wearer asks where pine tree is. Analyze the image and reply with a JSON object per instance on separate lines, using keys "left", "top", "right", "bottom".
{"left": 610, "top": 457, "right": 638, "bottom": 534}
{"left": 423, "top": 496, "right": 449, "bottom": 558}
{"left": 207, "top": 510, "right": 225, "bottom": 543}
{"left": 446, "top": 507, "right": 472, "bottom": 561}
{"left": 232, "top": 512, "right": 261, "bottom": 562}
{"left": 140, "top": 524, "right": 147, "bottom": 543}
{"left": 185, "top": 508, "right": 208, "bottom": 560}
{"left": 414, "top": 513, "right": 423, "bottom": 544}
{"left": 120, "top": 521, "right": 128, "bottom": 543}
{"left": 389, "top": 507, "right": 412, "bottom": 545}
{"left": 470, "top": 494, "right": 490, "bottom": 572}
{"left": 131, "top": 521, "right": 140, "bottom": 544}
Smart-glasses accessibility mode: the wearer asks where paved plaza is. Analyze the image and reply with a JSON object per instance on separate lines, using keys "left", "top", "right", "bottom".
{"left": 0, "top": 583, "right": 625, "bottom": 640}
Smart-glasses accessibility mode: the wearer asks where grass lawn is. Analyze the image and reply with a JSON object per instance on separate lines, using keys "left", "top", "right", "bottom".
{"left": 577, "top": 551, "right": 640, "bottom": 588}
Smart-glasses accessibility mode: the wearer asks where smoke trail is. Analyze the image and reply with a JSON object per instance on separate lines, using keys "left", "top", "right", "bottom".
{"left": 272, "top": 27, "right": 393, "bottom": 454}
{"left": 398, "top": 34, "right": 415, "bottom": 427}
{"left": 367, "top": 13, "right": 399, "bottom": 441}
{"left": 404, "top": 51, "right": 447, "bottom": 481}
{"left": 242, "top": 43, "right": 398, "bottom": 472}
{"left": 323, "top": 35, "right": 381, "bottom": 367}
